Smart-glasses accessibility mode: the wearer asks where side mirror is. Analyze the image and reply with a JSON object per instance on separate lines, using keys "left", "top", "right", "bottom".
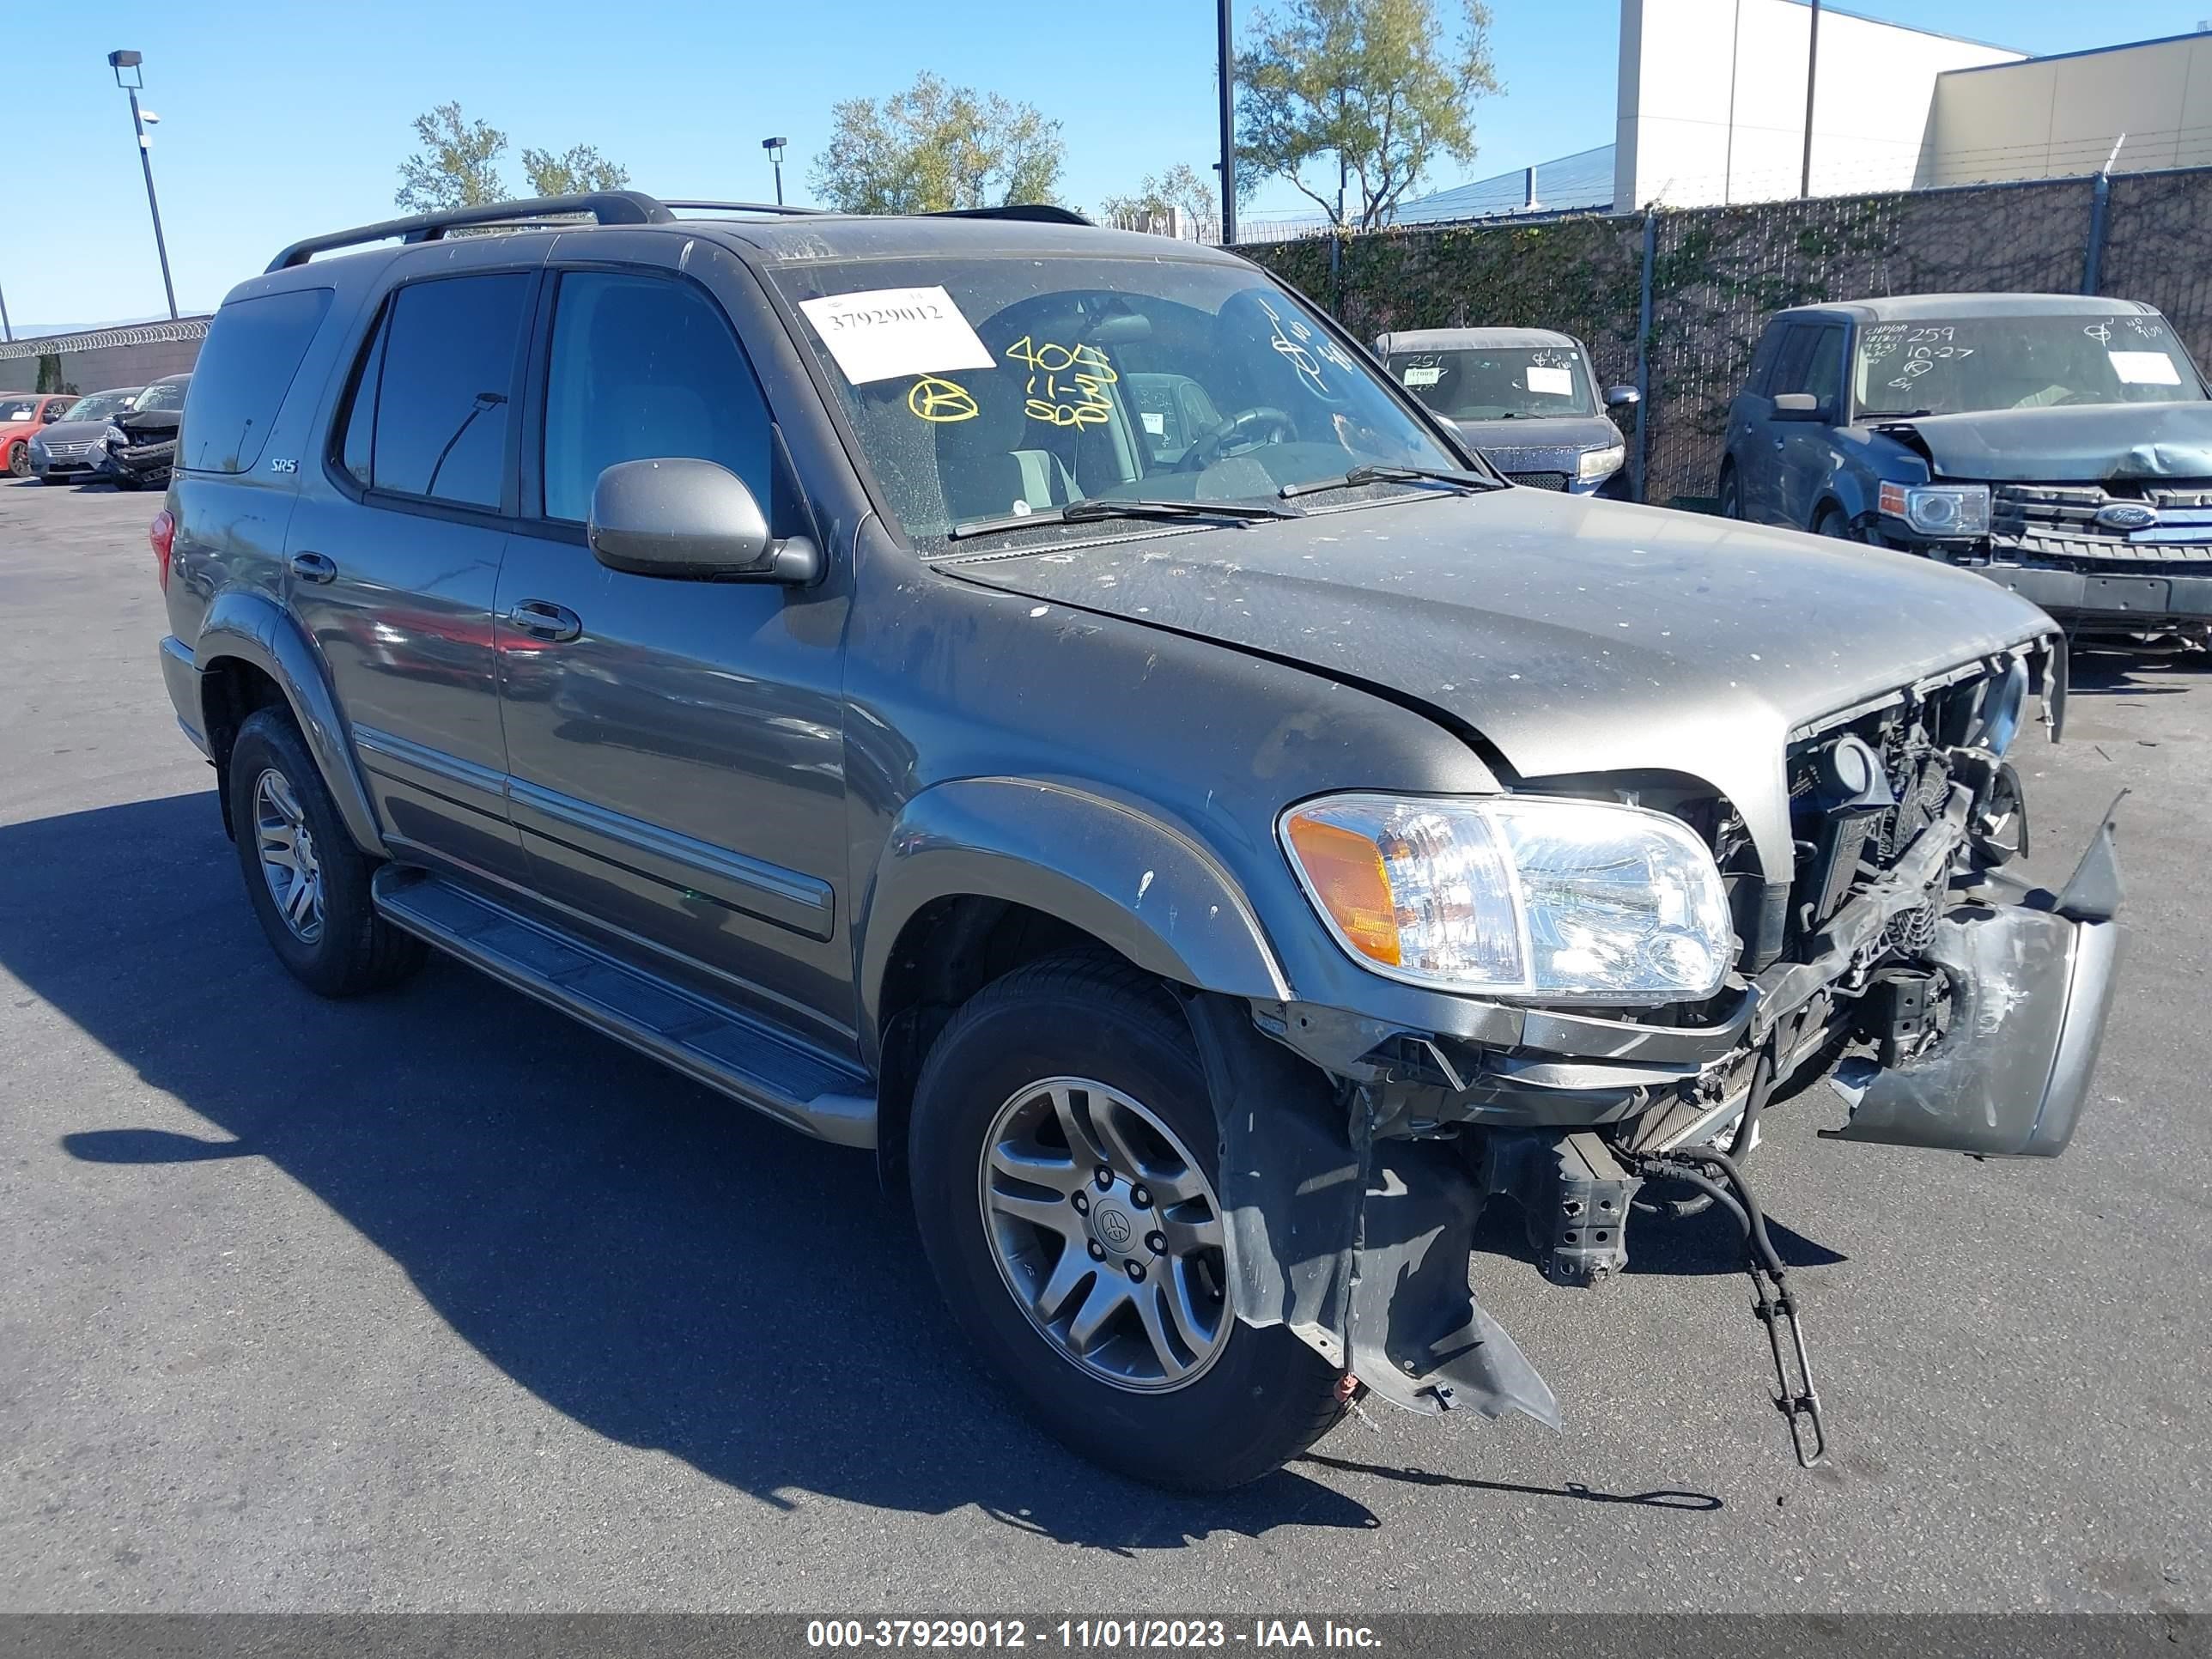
{"left": 587, "top": 458, "right": 821, "bottom": 584}
{"left": 1771, "top": 392, "right": 1829, "bottom": 422}
{"left": 1604, "top": 384, "right": 1641, "bottom": 409}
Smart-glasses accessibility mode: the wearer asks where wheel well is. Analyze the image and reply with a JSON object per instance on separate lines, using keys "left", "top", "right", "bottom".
{"left": 199, "top": 657, "right": 290, "bottom": 838}
{"left": 872, "top": 896, "right": 1151, "bottom": 1189}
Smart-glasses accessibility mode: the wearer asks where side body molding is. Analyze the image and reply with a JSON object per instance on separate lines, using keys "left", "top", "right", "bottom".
{"left": 856, "top": 776, "right": 1291, "bottom": 1059}
{"left": 193, "top": 589, "right": 389, "bottom": 860}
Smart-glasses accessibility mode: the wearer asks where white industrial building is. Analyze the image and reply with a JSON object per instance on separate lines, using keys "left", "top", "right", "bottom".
{"left": 1382, "top": 3, "right": 2212, "bottom": 226}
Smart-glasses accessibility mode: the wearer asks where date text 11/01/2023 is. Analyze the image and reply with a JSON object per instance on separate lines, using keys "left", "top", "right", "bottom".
{"left": 805, "top": 1620, "right": 1383, "bottom": 1650}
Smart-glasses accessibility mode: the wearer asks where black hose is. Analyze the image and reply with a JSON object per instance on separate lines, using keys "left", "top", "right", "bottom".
{"left": 1650, "top": 1144, "right": 1792, "bottom": 1281}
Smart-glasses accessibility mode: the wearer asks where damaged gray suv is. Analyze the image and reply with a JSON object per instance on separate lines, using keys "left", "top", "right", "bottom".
{"left": 156, "top": 192, "right": 2122, "bottom": 1490}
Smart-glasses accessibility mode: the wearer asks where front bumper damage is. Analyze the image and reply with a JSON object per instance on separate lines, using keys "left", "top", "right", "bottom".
{"left": 1192, "top": 690, "right": 2125, "bottom": 1464}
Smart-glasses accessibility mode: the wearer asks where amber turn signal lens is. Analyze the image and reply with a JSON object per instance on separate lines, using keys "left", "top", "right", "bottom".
{"left": 1283, "top": 811, "right": 1401, "bottom": 965}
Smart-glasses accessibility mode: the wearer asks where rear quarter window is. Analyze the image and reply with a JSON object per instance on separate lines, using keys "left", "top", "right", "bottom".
{"left": 182, "top": 287, "right": 336, "bottom": 474}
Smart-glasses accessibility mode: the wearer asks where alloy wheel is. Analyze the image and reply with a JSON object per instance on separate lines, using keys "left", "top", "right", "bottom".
{"left": 977, "top": 1077, "right": 1231, "bottom": 1393}
{"left": 252, "top": 767, "right": 325, "bottom": 944}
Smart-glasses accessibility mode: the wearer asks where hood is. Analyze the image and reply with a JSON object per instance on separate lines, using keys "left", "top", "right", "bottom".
{"left": 1869, "top": 401, "right": 2212, "bottom": 482}
{"left": 944, "top": 490, "right": 2052, "bottom": 880}
{"left": 116, "top": 407, "right": 181, "bottom": 437}
{"left": 1456, "top": 413, "right": 1621, "bottom": 460}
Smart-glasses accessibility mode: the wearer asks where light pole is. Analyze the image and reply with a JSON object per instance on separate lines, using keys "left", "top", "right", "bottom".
{"left": 1799, "top": 0, "right": 1821, "bottom": 199}
{"left": 0, "top": 276, "right": 13, "bottom": 343}
{"left": 1217, "top": 0, "right": 1237, "bottom": 245}
{"left": 761, "top": 137, "right": 788, "bottom": 207}
{"left": 108, "top": 50, "right": 178, "bottom": 321}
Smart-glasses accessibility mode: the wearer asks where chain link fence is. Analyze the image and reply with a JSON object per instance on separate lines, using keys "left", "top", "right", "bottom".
{"left": 1240, "top": 164, "right": 2212, "bottom": 511}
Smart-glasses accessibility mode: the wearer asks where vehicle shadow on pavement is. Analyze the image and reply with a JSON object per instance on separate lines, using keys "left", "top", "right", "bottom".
{"left": 6, "top": 791, "right": 1379, "bottom": 1549}
{"left": 2068, "top": 649, "right": 2210, "bottom": 696}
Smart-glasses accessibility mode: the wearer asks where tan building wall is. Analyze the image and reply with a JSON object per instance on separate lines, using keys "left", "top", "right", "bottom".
{"left": 1924, "top": 31, "right": 2212, "bottom": 185}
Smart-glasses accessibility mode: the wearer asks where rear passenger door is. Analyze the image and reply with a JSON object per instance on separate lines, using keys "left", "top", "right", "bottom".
{"left": 285, "top": 252, "right": 539, "bottom": 884}
{"left": 492, "top": 252, "right": 854, "bottom": 1054}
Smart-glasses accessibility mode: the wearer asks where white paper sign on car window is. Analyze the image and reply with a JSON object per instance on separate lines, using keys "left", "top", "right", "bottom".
{"left": 1527, "top": 365, "right": 1575, "bottom": 397}
{"left": 796, "top": 285, "right": 995, "bottom": 385}
{"left": 1402, "top": 366, "right": 1443, "bottom": 386}
{"left": 1140, "top": 411, "right": 1166, "bottom": 435}
{"left": 2110, "top": 349, "right": 2181, "bottom": 386}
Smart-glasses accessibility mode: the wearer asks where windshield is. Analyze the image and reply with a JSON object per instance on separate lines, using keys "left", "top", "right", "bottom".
{"left": 770, "top": 254, "right": 1457, "bottom": 543}
{"left": 131, "top": 378, "right": 189, "bottom": 414}
{"left": 1, "top": 398, "right": 41, "bottom": 423}
{"left": 61, "top": 389, "right": 141, "bottom": 422}
{"left": 1855, "top": 313, "right": 2205, "bottom": 416}
{"left": 1385, "top": 343, "right": 1596, "bottom": 418}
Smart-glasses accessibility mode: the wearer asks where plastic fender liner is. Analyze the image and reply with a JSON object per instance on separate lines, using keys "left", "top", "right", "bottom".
{"left": 1182, "top": 992, "right": 1561, "bottom": 1428}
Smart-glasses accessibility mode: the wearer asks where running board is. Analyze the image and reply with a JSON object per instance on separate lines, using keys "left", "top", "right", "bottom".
{"left": 371, "top": 866, "right": 876, "bottom": 1148}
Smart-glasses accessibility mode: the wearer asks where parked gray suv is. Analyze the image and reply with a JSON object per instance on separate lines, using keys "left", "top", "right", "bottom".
{"left": 158, "top": 192, "right": 2123, "bottom": 1490}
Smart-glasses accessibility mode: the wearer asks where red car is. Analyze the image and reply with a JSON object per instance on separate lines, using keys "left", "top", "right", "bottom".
{"left": 1, "top": 393, "right": 72, "bottom": 478}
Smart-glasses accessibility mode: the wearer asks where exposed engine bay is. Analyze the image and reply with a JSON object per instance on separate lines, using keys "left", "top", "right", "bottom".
{"left": 1197, "top": 636, "right": 2124, "bottom": 1468}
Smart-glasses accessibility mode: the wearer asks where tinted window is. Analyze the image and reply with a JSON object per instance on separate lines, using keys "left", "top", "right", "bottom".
{"left": 338, "top": 273, "right": 531, "bottom": 508}
{"left": 539, "top": 271, "right": 775, "bottom": 523}
{"left": 1770, "top": 324, "right": 1843, "bottom": 405}
{"left": 182, "top": 288, "right": 334, "bottom": 472}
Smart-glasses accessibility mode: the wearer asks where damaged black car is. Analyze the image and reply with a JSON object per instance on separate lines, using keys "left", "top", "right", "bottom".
{"left": 163, "top": 197, "right": 2123, "bottom": 1495}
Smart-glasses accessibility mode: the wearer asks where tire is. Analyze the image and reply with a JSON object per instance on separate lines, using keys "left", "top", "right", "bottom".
{"left": 908, "top": 952, "right": 1344, "bottom": 1491}
{"left": 5, "top": 442, "right": 27, "bottom": 479}
{"left": 1717, "top": 465, "right": 1741, "bottom": 520}
{"left": 227, "top": 707, "right": 427, "bottom": 998}
{"left": 1812, "top": 503, "right": 1855, "bottom": 541}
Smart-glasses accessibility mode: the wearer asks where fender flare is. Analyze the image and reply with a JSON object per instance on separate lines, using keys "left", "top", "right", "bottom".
{"left": 193, "top": 589, "right": 389, "bottom": 859}
{"left": 855, "top": 776, "right": 1291, "bottom": 1060}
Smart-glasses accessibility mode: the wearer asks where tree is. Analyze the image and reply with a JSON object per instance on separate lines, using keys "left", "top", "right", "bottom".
{"left": 396, "top": 102, "right": 510, "bottom": 213}
{"left": 521, "top": 143, "right": 630, "bottom": 198}
{"left": 1235, "top": 0, "right": 1499, "bottom": 230}
{"left": 1099, "top": 164, "right": 1220, "bottom": 234}
{"left": 809, "top": 72, "right": 1064, "bottom": 214}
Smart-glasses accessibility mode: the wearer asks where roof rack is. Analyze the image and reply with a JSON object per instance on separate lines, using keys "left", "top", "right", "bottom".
{"left": 658, "top": 199, "right": 829, "bottom": 217}
{"left": 267, "top": 192, "right": 1097, "bottom": 273}
{"left": 929, "top": 204, "right": 1093, "bottom": 226}
{"left": 265, "top": 191, "right": 675, "bottom": 271}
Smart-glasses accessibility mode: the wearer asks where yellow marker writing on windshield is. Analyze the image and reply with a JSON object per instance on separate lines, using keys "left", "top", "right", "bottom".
{"left": 908, "top": 376, "right": 979, "bottom": 422}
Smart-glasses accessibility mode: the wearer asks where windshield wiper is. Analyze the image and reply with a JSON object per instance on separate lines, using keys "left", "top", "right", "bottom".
{"left": 948, "top": 496, "right": 1304, "bottom": 541}
{"left": 1278, "top": 461, "right": 1504, "bottom": 500}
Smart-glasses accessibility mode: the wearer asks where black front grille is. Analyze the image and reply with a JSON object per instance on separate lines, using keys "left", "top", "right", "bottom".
{"left": 1506, "top": 471, "right": 1569, "bottom": 492}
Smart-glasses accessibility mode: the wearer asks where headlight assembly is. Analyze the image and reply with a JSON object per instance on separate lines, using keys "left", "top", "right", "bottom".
{"left": 1577, "top": 443, "right": 1626, "bottom": 484}
{"left": 1878, "top": 480, "right": 1990, "bottom": 538}
{"left": 1279, "top": 793, "right": 1735, "bottom": 1005}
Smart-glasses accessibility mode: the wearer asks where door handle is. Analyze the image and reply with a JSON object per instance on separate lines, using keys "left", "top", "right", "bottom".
{"left": 507, "top": 599, "right": 582, "bottom": 642}
{"left": 290, "top": 550, "right": 337, "bottom": 585}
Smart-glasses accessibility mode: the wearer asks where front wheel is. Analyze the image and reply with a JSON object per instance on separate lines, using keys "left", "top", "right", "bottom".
{"left": 5, "top": 442, "right": 27, "bottom": 479}
{"left": 908, "top": 954, "right": 1344, "bottom": 1490}
{"left": 1717, "top": 465, "right": 1742, "bottom": 520}
{"left": 227, "top": 708, "right": 427, "bottom": 998}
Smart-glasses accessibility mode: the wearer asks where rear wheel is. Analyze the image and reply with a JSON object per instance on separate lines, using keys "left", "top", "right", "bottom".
{"left": 908, "top": 953, "right": 1344, "bottom": 1491}
{"left": 227, "top": 708, "right": 427, "bottom": 998}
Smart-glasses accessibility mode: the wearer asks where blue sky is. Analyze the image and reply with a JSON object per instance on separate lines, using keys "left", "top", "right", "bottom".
{"left": 6, "top": 0, "right": 2208, "bottom": 331}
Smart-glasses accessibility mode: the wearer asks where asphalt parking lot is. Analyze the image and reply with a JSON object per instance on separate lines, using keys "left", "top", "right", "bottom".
{"left": 2, "top": 477, "right": 2208, "bottom": 1614}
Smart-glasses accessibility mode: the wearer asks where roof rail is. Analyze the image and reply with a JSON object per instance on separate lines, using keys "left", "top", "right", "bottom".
{"left": 658, "top": 199, "right": 829, "bottom": 217}
{"left": 265, "top": 191, "right": 675, "bottom": 271}
{"left": 929, "top": 204, "right": 1093, "bottom": 226}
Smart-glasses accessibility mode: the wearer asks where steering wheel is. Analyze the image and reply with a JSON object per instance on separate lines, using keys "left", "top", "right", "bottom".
{"left": 1179, "top": 405, "right": 1293, "bottom": 471}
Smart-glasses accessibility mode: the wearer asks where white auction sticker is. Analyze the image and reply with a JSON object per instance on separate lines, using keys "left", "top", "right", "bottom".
{"left": 797, "top": 285, "right": 994, "bottom": 385}
{"left": 2109, "top": 349, "right": 2181, "bottom": 386}
{"left": 1527, "top": 365, "right": 1575, "bottom": 397}
{"left": 1402, "top": 366, "right": 1443, "bottom": 386}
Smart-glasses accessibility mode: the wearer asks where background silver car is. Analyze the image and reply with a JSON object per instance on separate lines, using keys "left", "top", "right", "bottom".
{"left": 1376, "top": 327, "right": 1638, "bottom": 495}
{"left": 28, "top": 386, "right": 144, "bottom": 484}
